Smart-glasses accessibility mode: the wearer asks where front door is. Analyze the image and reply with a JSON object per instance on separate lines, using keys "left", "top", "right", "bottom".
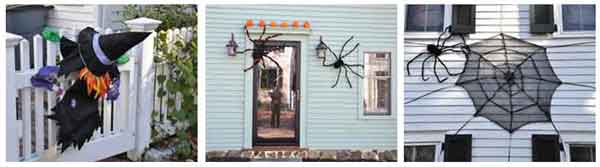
{"left": 253, "top": 41, "right": 300, "bottom": 146}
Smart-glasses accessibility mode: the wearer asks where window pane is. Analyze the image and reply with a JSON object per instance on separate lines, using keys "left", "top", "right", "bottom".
{"left": 416, "top": 146, "right": 435, "bottom": 161}
{"left": 364, "top": 52, "right": 391, "bottom": 115}
{"left": 406, "top": 5, "right": 444, "bottom": 32}
{"left": 260, "top": 69, "right": 277, "bottom": 89}
{"left": 570, "top": 144, "right": 596, "bottom": 162}
{"left": 405, "top": 145, "right": 436, "bottom": 162}
{"left": 404, "top": 146, "right": 414, "bottom": 161}
{"left": 581, "top": 5, "right": 596, "bottom": 30}
{"left": 563, "top": 5, "right": 596, "bottom": 31}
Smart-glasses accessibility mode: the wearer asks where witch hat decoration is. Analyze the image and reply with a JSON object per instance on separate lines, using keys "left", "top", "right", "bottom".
{"left": 31, "top": 26, "right": 151, "bottom": 152}
{"left": 58, "top": 27, "right": 151, "bottom": 76}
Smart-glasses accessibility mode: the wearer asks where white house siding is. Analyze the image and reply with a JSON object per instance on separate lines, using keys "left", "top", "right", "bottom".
{"left": 206, "top": 5, "right": 397, "bottom": 150}
{"left": 47, "top": 5, "right": 125, "bottom": 37}
{"left": 405, "top": 4, "right": 595, "bottom": 162}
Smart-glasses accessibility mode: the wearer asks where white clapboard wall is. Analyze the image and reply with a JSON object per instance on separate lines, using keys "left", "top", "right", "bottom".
{"left": 47, "top": 5, "right": 126, "bottom": 38}
{"left": 404, "top": 4, "right": 595, "bottom": 162}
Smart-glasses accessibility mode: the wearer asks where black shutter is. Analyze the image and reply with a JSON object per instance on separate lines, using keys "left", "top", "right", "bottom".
{"left": 532, "top": 135, "right": 561, "bottom": 162}
{"left": 529, "top": 5, "right": 557, "bottom": 33}
{"left": 451, "top": 5, "right": 476, "bottom": 34}
{"left": 443, "top": 134, "right": 472, "bottom": 162}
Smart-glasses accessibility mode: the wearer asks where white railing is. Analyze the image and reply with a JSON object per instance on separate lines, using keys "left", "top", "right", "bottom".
{"left": 5, "top": 17, "right": 162, "bottom": 162}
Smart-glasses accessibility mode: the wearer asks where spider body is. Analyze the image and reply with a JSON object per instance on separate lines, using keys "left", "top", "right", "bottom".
{"left": 235, "top": 26, "right": 284, "bottom": 72}
{"left": 407, "top": 26, "right": 470, "bottom": 83}
{"left": 333, "top": 59, "right": 344, "bottom": 68}
{"left": 426, "top": 44, "right": 442, "bottom": 55}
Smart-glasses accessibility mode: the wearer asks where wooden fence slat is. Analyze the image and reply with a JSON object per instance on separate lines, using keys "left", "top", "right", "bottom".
{"left": 33, "top": 35, "right": 45, "bottom": 155}
{"left": 6, "top": 33, "right": 22, "bottom": 161}
{"left": 115, "top": 71, "right": 127, "bottom": 132}
{"left": 19, "top": 39, "right": 33, "bottom": 159}
{"left": 46, "top": 36, "right": 58, "bottom": 152}
{"left": 161, "top": 64, "right": 169, "bottom": 121}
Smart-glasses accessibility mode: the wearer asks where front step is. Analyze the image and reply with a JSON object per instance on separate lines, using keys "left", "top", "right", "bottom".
{"left": 246, "top": 148, "right": 306, "bottom": 161}
{"left": 207, "top": 149, "right": 398, "bottom": 162}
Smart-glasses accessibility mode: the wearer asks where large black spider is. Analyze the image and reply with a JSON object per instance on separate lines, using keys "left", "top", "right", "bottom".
{"left": 319, "top": 36, "right": 364, "bottom": 88}
{"left": 236, "top": 25, "right": 284, "bottom": 72}
{"left": 406, "top": 26, "right": 470, "bottom": 83}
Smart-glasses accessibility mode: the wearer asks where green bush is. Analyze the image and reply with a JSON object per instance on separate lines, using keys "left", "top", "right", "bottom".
{"left": 120, "top": 5, "right": 197, "bottom": 31}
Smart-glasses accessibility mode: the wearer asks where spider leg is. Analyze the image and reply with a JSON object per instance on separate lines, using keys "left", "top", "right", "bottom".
{"left": 345, "top": 63, "right": 364, "bottom": 68}
{"left": 323, "top": 62, "right": 336, "bottom": 67}
{"left": 258, "top": 25, "right": 267, "bottom": 40}
{"left": 339, "top": 36, "right": 354, "bottom": 57}
{"left": 435, "top": 51, "right": 463, "bottom": 76}
{"left": 265, "top": 33, "right": 283, "bottom": 41}
{"left": 320, "top": 38, "right": 339, "bottom": 60}
{"left": 345, "top": 64, "right": 364, "bottom": 78}
{"left": 331, "top": 67, "right": 342, "bottom": 88}
{"left": 420, "top": 54, "right": 434, "bottom": 81}
{"left": 343, "top": 66, "right": 352, "bottom": 88}
{"left": 244, "top": 26, "right": 255, "bottom": 43}
{"left": 433, "top": 57, "right": 448, "bottom": 83}
{"left": 237, "top": 49, "right": 253, "bottom": 54}
{"left": 264, "top": 55, "right": 283, "bottom": 72}
{"left": 244, "top": 59, "right": 261, "bottom": 72}
{"left": 261, "top": 57, "right": 267, "bottom": 69}
{"left": 406, "top": 52, "right": 428, "bottom": 76}
{"left": 341, "top": 43, "right": 360, "bottom": 59}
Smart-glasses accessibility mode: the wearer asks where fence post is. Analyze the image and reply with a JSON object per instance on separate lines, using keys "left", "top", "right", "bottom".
{"left": 6, "top": 33, "right": 22, "bottom": 161}
{"left": 124, "top": 17, "right": 162, "bottom": 161}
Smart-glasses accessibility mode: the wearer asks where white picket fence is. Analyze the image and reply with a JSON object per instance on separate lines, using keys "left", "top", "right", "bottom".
{"left": 152, "top": 27, "right": 195, "bottom": 124}
{"left": 4, "top": 17, "right": 177, "bottom": 162}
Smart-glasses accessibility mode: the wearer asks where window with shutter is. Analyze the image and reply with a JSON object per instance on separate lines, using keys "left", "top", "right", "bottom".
{"left": 529, "top": 5, "right": 557, "bottom": 33}
{"left": 451, "top": 5, "right": 475, "bottom": 34}
{"left": 532, "top": 135, "right": 561, "bottom": 162}
{"left": 443, "top": 134, "right": 472, "bottom": 162}
{"left": 569, "top": 144, "right": 595, "bottom": 162}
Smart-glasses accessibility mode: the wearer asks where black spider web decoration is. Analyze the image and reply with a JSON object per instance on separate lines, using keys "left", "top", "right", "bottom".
{"left": 405, "top": 26, "right": 595, "bottom": 161}
{"left": 319, "top": 36, "right": 364, "bottom": 88}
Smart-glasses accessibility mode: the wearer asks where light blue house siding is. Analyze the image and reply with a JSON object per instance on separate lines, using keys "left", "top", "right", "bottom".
{"left": 206, "top": 5, "right": 397, "bottom": 150}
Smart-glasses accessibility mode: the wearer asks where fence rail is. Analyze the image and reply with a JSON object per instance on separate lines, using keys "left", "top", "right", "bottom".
{"left": 5, "top": 17, "right": 171, "bottom": 162}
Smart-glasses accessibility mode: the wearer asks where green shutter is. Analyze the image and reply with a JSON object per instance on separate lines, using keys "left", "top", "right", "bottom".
{"left": 451, "top": 5, "right": 476, "bottom": 34}
{"left": 529, "top": 5, "right": 557, "bottom": 33}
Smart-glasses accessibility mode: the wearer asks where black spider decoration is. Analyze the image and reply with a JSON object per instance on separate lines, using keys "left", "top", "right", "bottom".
{"left": 406, "top": 26, "right": 471, "bottom": 83}
{"left": 235, "top": 25, "right": 284, "bottom": 72}
{"left": 319, "top": 36, "right": 363, "bottom": 88}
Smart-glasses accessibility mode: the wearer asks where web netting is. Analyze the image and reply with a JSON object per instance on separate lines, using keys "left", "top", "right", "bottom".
{"left": 457, "top": 34, "right": 562, "bottom": 132}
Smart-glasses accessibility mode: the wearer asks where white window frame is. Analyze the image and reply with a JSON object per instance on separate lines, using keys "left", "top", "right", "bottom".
{"left": 565, "top": 142, "right": 596, "bottom": 162}
{"left": 552, "top": 4, "right": 595, "bottom": 38}
{"left": 404, "top": 4, "right": 452, "bottom": 39}
{"left": 358, "top": 50, "right": 396, "bottom": 120}
{"left": 404, "top": 142, "right": 442, "bottom": 162}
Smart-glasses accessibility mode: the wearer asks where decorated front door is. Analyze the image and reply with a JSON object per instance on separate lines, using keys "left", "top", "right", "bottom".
{"left": 253, "top": 41, "right": 300, "bottom": 146}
